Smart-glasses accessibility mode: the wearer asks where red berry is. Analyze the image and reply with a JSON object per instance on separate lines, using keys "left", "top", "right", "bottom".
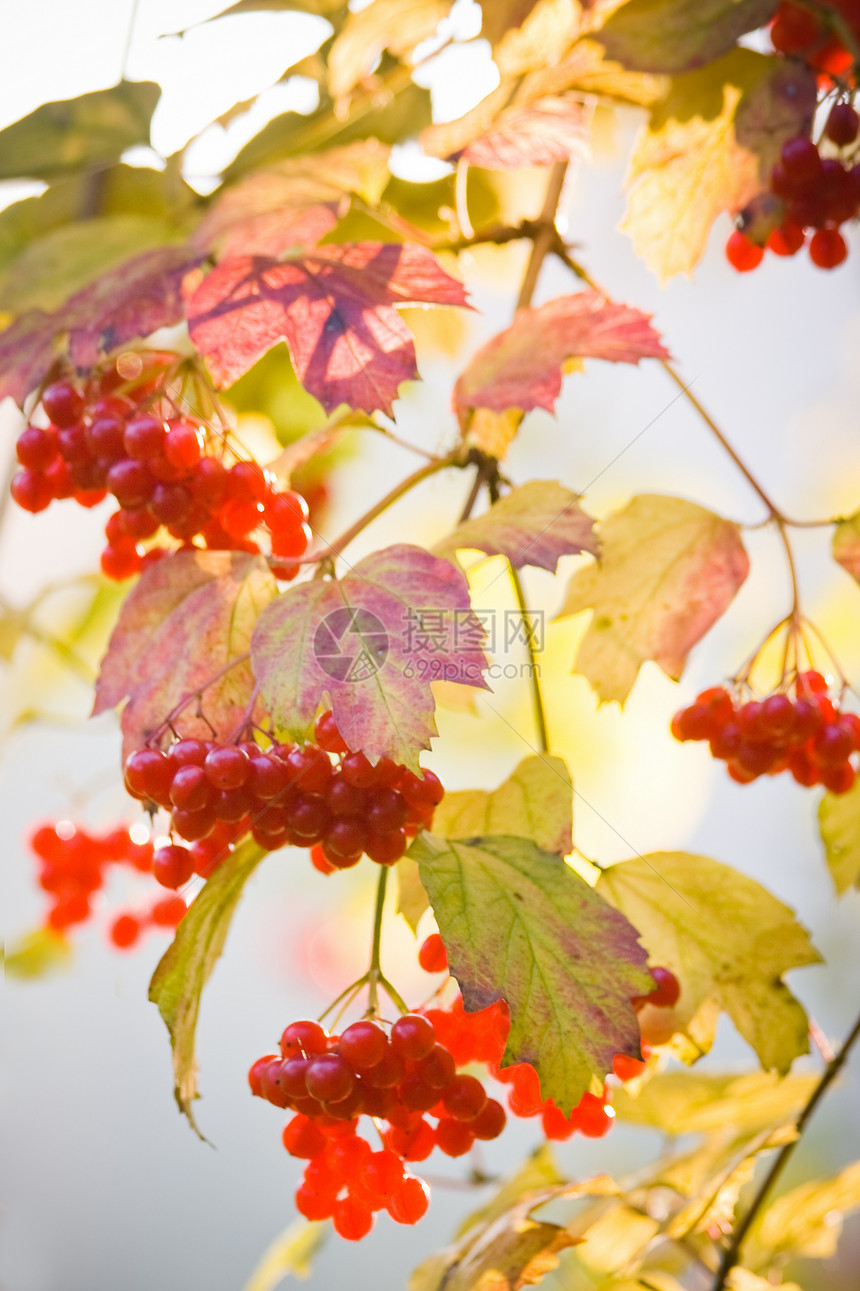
{"left": 11, "top": 469, "right": 53, "bottom": 513}
{"left": 612, "top": 1052, "right": 647, "bottom": 1082}
{"left": 315, "top": 711, "right": 349, "bottom": 754}
{"left": 338, "top": 1021, "right": 388, "bottom": 1070}
{"left": 767, "top": 221, "right": 805, "bottom": 256}
{"left": 109, "top": 913, "right": 141, "bottom": 949}
{"left": 332, "top": 1196, "right": 374, "bottom": 1241}
{"left": 391, "top": 1014, "right": 436, "bottom": 1060}
{"left": 632, "top": 965, "right": 681, "bottom": 1010}
{"left": 435, "top": 1118, "right": 474, "bottom": 1157}
{"left": 204, "top": 745, "right": 250, "bottom": 790}
{"left": 770, "top": 5, "right": 822, "bottom": 54}
{"left": 825, "top": 102, "right": 859, "bottom": 147}
{"left": 282, "top": 1115, "right": 328, "bottom": 1159}
{"left": 152, "top": 844, "right": 194, "bottom": 889}
{"left": 107, "top": 459, "right": 154, "bottom": 508}
{"left": 280, "top": 1019, "right": 329, "bottom": 1058}
{"left": 16, "top": 425, "right": 58, "bottom": 470}
{"left": 471, "top": 1097, "right": 507, "bottom": 1140}
{"left": 726, "top": 230, "right": 763, "bottom": 273}
{"left": 150, "top": 896, "right": 186, "bottom": 927}
{"left": 100, "top": 543, "right": 140, "bottom": 581}
{"left": 443, "top": 1073, "right": 487, "bottom": 1121}
{"left": 124, "top": 748, "right": 173, "bottom": 802}
{"left": 42, "top": 379, "right": 85, "bottom": 427}
{"left": 418, "top": 933, "right": 448, "bottom": 974}
{"left": 576, "top": 1091, "right": 614, "bottom": 1138}
{"left": 164, "top": 421, "right": 202, "bottom": 472}
{"left": 809, "top": 227, "right": 847, "bottom": 269}
{"left": 364, "top": 829, "right": 407, "bottom": 865}
{"left": 781, "top": 136, "right": 822, "bottom": 184}
{"left": 386, "top": 1174, "right": 430, "bottom": 1225}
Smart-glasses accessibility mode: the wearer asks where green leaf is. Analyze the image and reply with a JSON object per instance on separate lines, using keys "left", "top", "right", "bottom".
{"left": 149, "top": 839, "right": 267, "bottom": 1133}
{"left": 818, "top": 779, "right": 860, "bottom": 894}
{"left": 749, "top": 1160, "right": 860, "bottom": 1264}
{"left": 0, "top": 215, "right": 184, "bottom": 315}
{"left": 4, "top": 927, "right": 72, "bottom": 979}
{"left": 0, "top": 81, "right": 160, "bottom": 182}
{"left": 622, "top": 51, "right": 816, "bottom": 279}
{"left": 395, "top": 856, "right": 430, "bottom": 932}
{"left": 411, "top": 832, "right": 653, "bottom": 1111}
{"left": 557, "top": 494, "right": 750, "bottom": 704}
{"left": 435, "top": 481, "right": 598, "bottom": 573}
{"left": 611, "top": 1069, "right": 818, "bottom": 1134}
{"left": 242, "top": 1219, "right": 329, "bottom": 1291}
{"left": 833, "top": 510, "right": 860, "bottom": 584}
{"left": 431, "top": 755, "right": 573, "bottom": 856}
{"left": 597, "top": 0, "right": 778, "bottom": 75}
{"left": 598, "top": 853, "right": 821, "bottom": 1072}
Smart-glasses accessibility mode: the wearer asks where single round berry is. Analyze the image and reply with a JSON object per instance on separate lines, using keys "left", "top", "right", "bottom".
{"left": 391, "top": 1013, "right": 436, "bottom": 1060}
{"left": 42, "top": 379, "right": 85, "bottom": 427}
{"left": 109, "top": 913, "right": 141, "bottom": 949}
{"left": 809, "top": 227, "right": 847, "bottom": 269}
{"left": 152, "top": 843, "right": 195, "bottom": 890}
{"left": 725, "top": 230, "right": 763, "bottom": 272}
{"left": 280, "top": 1019, "right": 329, "bottom": 1059}
{"left": 418, "top": 932, "right": 448, "bottom": 974}
{"left": 825, "top": 102, "right": 859, "bottom": 147}
{"left": 338, "top": 1020, "right": 388, "bottom": 1070}
{"left": 204, "top": 745, "right": 250, "bottom": 790}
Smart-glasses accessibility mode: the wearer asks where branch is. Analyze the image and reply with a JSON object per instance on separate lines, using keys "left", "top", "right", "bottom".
{"left": 712, "top": 1006, "right": 860, "bottom": 1291}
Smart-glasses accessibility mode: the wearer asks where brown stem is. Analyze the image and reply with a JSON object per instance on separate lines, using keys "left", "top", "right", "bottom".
{"left": 515, "top": 162, "right": 569, "bottom": 311}
{"left": 712, "top": 1006, "right": 860, "bottom": 1291}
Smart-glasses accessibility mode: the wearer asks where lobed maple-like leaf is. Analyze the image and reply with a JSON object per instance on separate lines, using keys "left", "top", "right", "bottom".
{"left": 611, "top": 1069, "right": 818, "bottom": 1136}
{"left": 832, "top": 511, "right": 860, "bottom": 584}
{"left": 193, "top": 139, "right": 391, "bottom": 259}
{"left": 432, "top": 754, "right": 573, "bottom": 856}
{"left": 818, "top": 779, "right": 860, "bottom": 895}
{"left": 412, "top": 832, "right": 653, "bottom": 1112}
{"left": 454, "top": 291, "right": 669, "bottom": 427}
{"left": 458, "top": 96, "right": 589, "bottom": 170}
{"left": 557, "top": 494, "right": 750, "bottom": 704}
{"left": 597, "top": 0, "right": 779, "bottom": 76}
{"left": 749, "top": 1161, "right": 860, "bottom": 1265}
{"left": 0, "top": 246, "right": 203, "bottom": 407}
{"left": 251, "top": 543, "right": 489, "bottom": 771}
{"left": 622, "top": 50, "right": 816, "bottom": 280}
{"left": 94, "top": 550, "right": 277, "bottom": 761}
{"left": 187, "top": 243, "right": 470, "bottom": 414}
{"left": 598, "top": 853, "right": 821, "bottom": 1073}
{"left": 434, "top": 480, "right": 598, "bottom": 573}
{"left": 149, "top": 838, "right": 267, "bottom": 1133}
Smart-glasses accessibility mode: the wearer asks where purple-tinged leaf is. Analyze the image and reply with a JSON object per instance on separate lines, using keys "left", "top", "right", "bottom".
{"left": 251, "top": 543, "right": 489, "bottom": 770}
{"left": 187, "top": 243, "right": 470, "bottom": 414}
{"left": 435, "top": 480, "right": 597, "bottom": 573}
{"left": 461, "top": 96, "right": 589, "bottom": 170}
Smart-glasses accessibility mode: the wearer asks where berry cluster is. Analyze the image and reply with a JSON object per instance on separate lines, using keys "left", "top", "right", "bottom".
{"left": 29, "top": 820, "right": 186, "bottom": 939}
{"left": 123, "top": 712, "right": 445, "bottom": 887}
{"left": 671, "top": 672, "right": 860, "bottom": 792}
{"left": 10, "top": 354, "right": 312, "bottom": 582}
{"left": 249, "top": 1011, "right": 506, "bottom": 1239}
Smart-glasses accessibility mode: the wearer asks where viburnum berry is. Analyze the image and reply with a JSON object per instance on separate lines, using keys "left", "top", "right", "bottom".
{"left": 725, "top": 230, "right": 764, "bottom": 272}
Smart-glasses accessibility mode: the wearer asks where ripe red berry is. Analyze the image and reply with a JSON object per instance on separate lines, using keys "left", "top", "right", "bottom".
{"left": 109, "top": 913, "right": 141, "bottom": 949}
{"left": 633, "top": 965, "right": 681, "bottom": 1010}
{"left": 42, "top": 379, "right": 84, "bottom": 427}
{"left": 809, "top": 227, "right": 847, "bottom": 269}
{"left": 825, "top": 102, "right": 859, "bottom": 146}
{"left": 333, "top": 1196, "right": 374, "bottom": 1241}
{"left": 204, "top": 745, "right": 250, "bottom": 790}
{"left": 280, "top": 1019, "right": 329, "bottom": 1058}
{"left": 11, "top": 469, "right": 53, "bottom": 513}
{"left": 152, "top": 843, "right": 194, "bottom": 890}
{"left": 16, "top": 425, "right": 58, "bottom": 470}
{"left": 725, "top": 230, "right": 764, "bottom": 272}
{"left": 391, "top": 1014, "right": 436, "bottom": 1060}
{"left": 338, "top": 1021, "right": 388, "bottom": 1070}
{"left": 418, "top": 932, "right": 448, "bottom": 974}
{"left": 386, "top": 1174, "right": 430, "bottom": 1225}
{"left": 767, "top": 221, "right": 805, "bottom": 257}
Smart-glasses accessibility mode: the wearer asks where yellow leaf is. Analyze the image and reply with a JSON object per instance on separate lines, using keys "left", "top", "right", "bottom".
{"left": 4, "top": 927, "right": 72, "bottom": 979}
{"left": 598, "top": 855, "right": 821, "bottom": 1072}
{"left": 431, "top": 754, "right": 573, "bottom": 856}
{"left": 395, "top": 855, "right": 430, "bottom": 932}
{"left": 611, "top": 1069, "right": 818, "bottom": 1136}
{"left": 494, "top": 0, "right": 583, "bottom": 78}
{"left": 818, "top": 778, "right": 860, "bottom": 895}
{"left": 328, "top": 0, "right": 451, "bottom": 99}
{"left": 622, "top": 51, "right": 816, "bottom": 280}
{"left": 751, "top": 1161, "right": 860, "bottom": 1264}
{"left": 242, "top": 1219, "right": 328, "bottom": 1291}
{"left": 557, "top": 495, "right": 749, "bottom": 704}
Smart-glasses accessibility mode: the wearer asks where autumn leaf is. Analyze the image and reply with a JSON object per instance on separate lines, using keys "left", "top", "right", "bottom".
{"left": 622, "top": 50, "right": 816, "bottom": 280}
{"left": 748, "top": 1161, "right": 860, "bottom": 1265}
{"left": 395, "top": 857, "right": 430, "bottom": 932}
{"left": 597, "top": 0, "right": 779, "bottom": 75}
{"left": 0, "top": 81, "right": 160, "bottom": 182}
{"left": 251, "top": 544, "right": 488, "bottom": 770}
{"left": 458, "top": 97, "right": 589, "bottom": 170}
{"left": 327, "top": 0, "right": 451, "bottom": 98}
{"left": 4, "top": 927, "right": 72, "bottom": 979}
{"left": 412, "top": 832, "right": 652, "bottom": 1111}
{"left": 597, "top": 853, "right": 821, "bottom": 1072}
{"left": 610, "top": 1069, "right": 818, "bottom": 1135}
{"left": 94, "top": 550, "right": 277, "bottom": 761}
{"left": 434, "top": 480, "right": 598, "bottom": 573}
{"left": 187, "top": 243, "right": 469, "bottom": 415}
{"left": 149, "top": 839, "right": 267, "bottom": 1133}
{"left": 242, "top": 1220, "right": 329, "bottom": 1291}
{"left": 454, "top": 292, "right": 669, "bottom": 427}
{"left": 557, "top": 494, "right": 749, "bottom": 704}
{"left": 432, "top": 754, "right": 573, "bottom": 856}
{"left": 0, "top": 246, "right": 203, "bottom": 407}
{"left": 833, "top": 511, "right": 860, "bottom": 583}
{"left": 194, "top": 139, "right": 391, "bottom": 259}
{"left": 818, "top": 779, "right": 860, "bottom": 894}
{"left": 492, "top": 0, "right": 582, "bottom": 78}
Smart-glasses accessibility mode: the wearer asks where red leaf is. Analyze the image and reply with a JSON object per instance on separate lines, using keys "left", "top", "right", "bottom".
{"left": 94, "top": 550, "right": 277, "bottom": 761}
{"left": 251, "top": 543, "right": 489, "bottom": 770}
{"left": 0, "top": 311, "right": 63, "bottom": 407}
{"left": 0, "top": 247, "right": 203, "bottom": 407}
{"left": 461, "top": 97, "right": 589, "bottom": 170}
{"left": 455, "top": 290, "right": 670, "bottom": 424}
{"left": 187, "top": 242, "right": 470, "bottom": 414}
{"left": 65, "top": 246, "right": 204, "bottom": 369}
{"left": 195, "top": 201, "right": 341, "bottom": 260}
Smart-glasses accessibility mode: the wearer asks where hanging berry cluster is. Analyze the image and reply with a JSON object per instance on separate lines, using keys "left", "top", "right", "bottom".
{"left": 29, "top": 820, "right": 185, "bottom": 942}
{"left": 672, "top": 671, "right": 860, "bottom": 792}
{"left": 123, "top": 711, "right": 445, "bottom": 888}
{"left": 726, "top": 2, "right": 859, "bottom": 271}
{"left": 250, "top": 935, "right": 681, "bottom": 1240}
{"left": 10, "top": 352, "right": 312, "bottom": 581}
